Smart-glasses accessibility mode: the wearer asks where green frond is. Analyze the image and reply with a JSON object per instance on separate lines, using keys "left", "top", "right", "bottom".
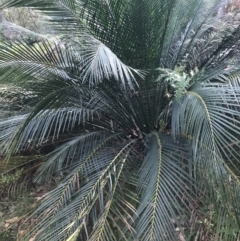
{"left": 33, "top": 131, "right": 108, "bottom": 184}
{"left": 172, "top": 82, "right": 240, "bottom": 236}
{"left": 79, "top": 39, "right": 143, "bottom": 88}
{"left": 87, "top": 149, "right": 129, "bottom": 241}
{"left": 173, "top": 82, "right": 240, "bottom": 167}
{"left": 133, "top": 132, "right": 196, "bottom": 241}
{"left": 0, "top": 39, "right": 75, "bottom": 86}
{"left": 0, "top": 114, "right": 28, "bottom": 154}
{"left": 23, "top": 138, "right": 136, "bottom": 241}
{"left": 0, "top": 85, "right": 111, "bottom": 155}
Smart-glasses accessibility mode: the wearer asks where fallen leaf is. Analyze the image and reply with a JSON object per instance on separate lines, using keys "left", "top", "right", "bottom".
{"left": 5, "top": 223, "right": 10, "bottom": 228}
{"left": 5, "top": 217, "right": 19, "bottom": 223}
{"left": 179, "top": 232, "right": 186, "bottom": 241}
{"left": 19, "top": 230, "right": 27, "bottom": 236}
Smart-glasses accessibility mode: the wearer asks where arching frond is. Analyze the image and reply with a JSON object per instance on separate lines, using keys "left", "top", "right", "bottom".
{"left": 23, "top": 138, "right": 136, "bottom": 241}
{"left": 0, "top": 39, "right": 75, "bottom": 86}
{"left": 0, "top": 114, "right": 28, "bottom": 154}
{"left": 79, "top": 39, "right": 142, "bottom": 88}
{"left": 173, "top": 82, "right": 240, "bottom": 167}
{"left": 34, "top": 131, "right": 112, "bottom": 184}
{"left": 172, "top": 82, "right": 240, "bottom": 238}
{"left": 132, "top": 132, "right": 197, "bottom": 241}
{"left": 0, "top": 85, "right": 111, "bottom": 155}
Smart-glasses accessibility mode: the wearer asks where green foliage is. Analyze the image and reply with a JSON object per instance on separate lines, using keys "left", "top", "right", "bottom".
{"left": 156, "top": 67, "right": 190, "bottom": 101}
{"left": 0, "top": 0, "right": 240, "bottom": 241}
{"left": 0, "top": 169, "right": 22, "bottom": 185}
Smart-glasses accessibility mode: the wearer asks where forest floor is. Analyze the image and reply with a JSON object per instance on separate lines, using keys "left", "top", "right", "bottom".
{"left": 0, "top": 185, "right": 52, "bottom": 241}
{"left": 0, "top": 192, "right": 35, "bottom": 240}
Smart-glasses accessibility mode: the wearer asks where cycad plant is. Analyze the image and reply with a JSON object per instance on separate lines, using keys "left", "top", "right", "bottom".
{"left": 0, "top": 0, "right": 240, "bottom": 240}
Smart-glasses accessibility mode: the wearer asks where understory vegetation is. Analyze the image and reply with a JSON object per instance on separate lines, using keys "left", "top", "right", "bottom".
{"left": 0, "top": 0, "right": 240, "bottom": 240}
